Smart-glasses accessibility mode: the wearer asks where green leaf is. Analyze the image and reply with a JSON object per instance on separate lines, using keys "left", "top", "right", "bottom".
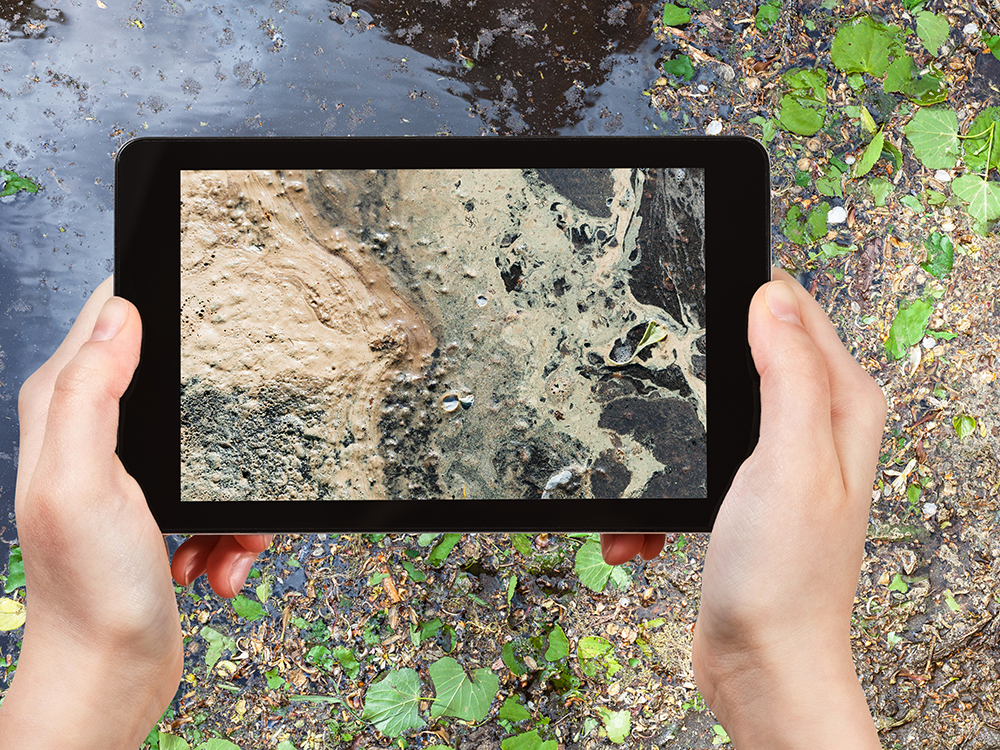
{"left": 160, "top": 735, "right": 192, "bottom": 750}
{"left": 331, "top": 646, "right": 360, "bottom": 678}
{"left": 869, "top": 176, "right": 892, "bottom": 206}
{"left": 363, "top": 669, "right": 425, "bottom": 738}
{"left": 498, "top": 695, "right": 531, "bottom": 722}
{"left": 661, "top": 4, "right": 691, "bottom": 26}
{"left": 883, "top": 55, "right": 912, "bottom": 94}
{"left": 276, "top": 742, "right": 297, "bottom": 750}
{"left": 429, "top": 656, "right": 499, "bottom": 722}
{"left": 952, "top": 174, "right": 1000, "bottom": 223}
{"left": 712, "top": 724, "right": 731, "bottom": 745}
{"left": 915, "top": 11, "right": 949, "bottom": 55}
{"left": 906, "top": 483, "right": 921, "bottom": 506}
{"left": 595, "top": 707, "right": 631, "bottom": 744}
{"left": 831, "top": 16, "right": 903, "bottom": 76}
{"left": 662, "top": 54, "right": 694, "bottom": 81}
{"left": 501, "top": 731, "right": 558, "bottom": 750}
{"left": 963, "top": 109, "right": 1000, "bottom": 173}
{"left": 428, "top": 533, "right": 462, "bottom": 566}
{"left": 0, "top": 170, "right": 39, "bottom": 197}
{"left": 921, "top": 232, "right": 954, "bottom": 279}
{"left": 901, "top": 194, "right": 924, "bottom": 213}
{"left": 985, "top": 33, "right": 1000, "bottom": 61}
{"left": 201, "top": 626, "right": 236, "bottom": 673}
{"left": 307, "top": 645, "right": 334, "bottom": 670}
{"left": 904, "top": 74, "right": 947, "bottom": 106}
{"left": 904, "top": 107, "right": 960, "bottom": 170}
{"left": 888, "top": 573, "right": 909, "bottom": 593}
{"left": 854, "top": 129, "right": 885, "bottom": 178}
{"left": 401, "top": 560, "right": 426, "bottom": 583}
{"left": 255, "top": 574, "right": 273, "bottom": 605}
{"left": 783, "top": 68, "right": 827, "bottom": 104}
{"left": 942, "top": 589, "right": 961, "bottom": 611}
{"left": 749, "top": 115, "right": 777, "bottom": 146}
{"left": 574, "top": 535, "right": 612, "bottom": 592}
{"left": 417, "top": 533, "right": 440, "bottom": 546}
{"left": 885, "top": 298, "right": 932, "bottom": 360}
{"left": 859, "top": 106, "right": 877, "bottom": 134}
{"left": 501, "top": 640, "right": 527, "bottom": 676}
{"left": 755, "top": 0, "right": 780, "bottom": 33}
{"left": 4, "top": 546, "right": 24, "bottom": 593}
{"left": 0, "top": 598, "right": 26, "bottom": 632}
{"left": 778, "top": 95, "right": 824, "bottom": 136}
{"left": 232, "top": 595, "right": 267, "bottom": 622}
{"left": 264, "top": 668, "right": 285, "bottom": 690}
{"left": 511, "top": 533, "right": 532, "bottom": 557}
{"left": 545, "top": 623, "right": 569, "bottom": 661}
{"left": 953, "top": 414, "right": 976, "bottom": 440}
{"left": 816, "top": 171, "right": 844, "bottom": 197}
{"left": 506, "top": 575, "right": 517, "bottom": 606}
{"left": 195, "top": 741, "right": 241, "bottom": 750}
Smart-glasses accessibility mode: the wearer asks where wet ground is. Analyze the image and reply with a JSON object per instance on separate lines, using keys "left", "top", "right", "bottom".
{"left": 3, "top": 0, "right": 1000, "bottom": 748}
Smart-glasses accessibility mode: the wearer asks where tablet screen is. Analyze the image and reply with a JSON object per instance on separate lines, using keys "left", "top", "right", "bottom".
{"left": 179, "top": 168, "right": 706, "bottom": 502}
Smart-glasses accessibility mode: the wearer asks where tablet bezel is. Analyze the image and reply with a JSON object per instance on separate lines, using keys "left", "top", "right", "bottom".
{"left": 115, "top": 136, "right": 768, "bottom": 533}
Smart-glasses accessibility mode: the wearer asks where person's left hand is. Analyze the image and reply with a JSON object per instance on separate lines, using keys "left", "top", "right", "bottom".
{"left": 1, "top": 277, "right": 270, "bottom": 749}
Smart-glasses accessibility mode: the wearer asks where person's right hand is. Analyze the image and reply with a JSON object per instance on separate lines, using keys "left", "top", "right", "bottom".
{"left": 691, "top": 268, "right": 886, "bottom": 748}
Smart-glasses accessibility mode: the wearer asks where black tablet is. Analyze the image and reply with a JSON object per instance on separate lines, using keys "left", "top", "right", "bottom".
{"left": 115, "top": 137, "right": 769, "bottom": 534}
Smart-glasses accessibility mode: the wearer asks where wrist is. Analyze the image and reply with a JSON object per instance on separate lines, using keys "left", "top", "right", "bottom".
{"left": 0, "top": 625, "right": 182, "bottom": 750}
{"left": 693, "top": 630, "right": 881, "bottom": 750}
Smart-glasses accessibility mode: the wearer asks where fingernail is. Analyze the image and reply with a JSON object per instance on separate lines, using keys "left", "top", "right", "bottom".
{"left": 91, "top": 297, "right": 129, "bottom": 341}
{"left": 228, "top": 555, "right": 254, "bottom": 594}
{"left": 765, "top": 281, "right": 802, "bottom": 326}
{"left": 182, "top": 558, "right": 200, "bottom": 586}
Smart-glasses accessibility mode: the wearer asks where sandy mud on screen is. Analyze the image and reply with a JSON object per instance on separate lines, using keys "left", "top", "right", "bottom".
{"left": 181, "top": 168, "right": 705, "bottom": 501}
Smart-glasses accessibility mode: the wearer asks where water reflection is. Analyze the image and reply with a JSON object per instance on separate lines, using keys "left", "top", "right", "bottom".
{"left": 344, "top": 0, "right": 657, "bottom": 133}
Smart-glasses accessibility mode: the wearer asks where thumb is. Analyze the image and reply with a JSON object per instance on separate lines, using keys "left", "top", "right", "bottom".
{"left": 747, "top": 279, "right": 834, "bottom": 459}
{"left": 36, "top": 296, "right": 143, "bottom": 477}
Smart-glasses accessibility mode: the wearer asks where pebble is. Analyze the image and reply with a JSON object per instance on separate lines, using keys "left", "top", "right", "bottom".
{"left": 844, "top": 155, "right": 856, "bottom": 165}
{"left": 827, "top": 205, "right": 848, "bottom": 224}
{"left": 706, "top": 119, "right": 723, "bottom": 135}
{"left": 716, "top": 63, "right": 736, "bottom": 82}
{"left": 923, "top": 502, "right": 938, "bottom": 518}
{"left": 934, "top": 169, "right": 952, "bottom": 182}
{"left": 797, "top": 157, "right": 811, "bottom": 171}
{"left": 941, "top": 220, "right": 955, "bottom": 232}
{"left": 963, "top": 22, "right": 979, "bottom": 34}
{"left": 744, "top": 77, "right": 760, "bottom": 90}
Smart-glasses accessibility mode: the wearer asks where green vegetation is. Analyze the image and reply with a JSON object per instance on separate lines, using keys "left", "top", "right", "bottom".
{"left": 0, "top": 169, "right": 39, "bottom": 197}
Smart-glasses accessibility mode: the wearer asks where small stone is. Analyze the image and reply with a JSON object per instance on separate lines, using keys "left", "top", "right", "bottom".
{"left": 941, "top": 220, "right": 955, "bottom": 232}
{"left": 744, "top": 77, "right": 760, "bottom": 90}
{"left": 934, "top": 169, "right": 951, "bottom": 182}
{"left": 922, "top": 335, "right": 936, "bottom": 349}
{"left": 706, "top": 119, "right": 723, "bottom": 135}
{"left": 698, "top": 84, "right": 709, "bottom": 94}
{"left": 923, "top": 502, "right": 937, "bottom": 517}
{"left": 716, "top": 63, "right": 736, "bottom": 82}
{"left": 963, "top": 22, "right": 979, "bottom": 34}
{"left": 827, "top": 205, "right": 848, "bottom": 224}
{"left": 797, "top": 157, "right": 811, "bottom": 171}
{"left": 844, "top": 155, "right": 856, "bottom": 165}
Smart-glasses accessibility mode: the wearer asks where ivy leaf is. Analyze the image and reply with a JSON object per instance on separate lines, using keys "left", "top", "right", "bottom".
{"left": 662, "top": 54, "right": 694, "bottom": 81}
{"left": 854, "top": 129, "right": 884, "bottom": 178}
{"left": 0, "top": 598, "right": 26, "bottom": 632}
{"left": 921, "top": 232, "right": 954, "bottom": 279}
{"left": 963, "top": 108, "right": 1000, "bottom": 173}
{"left": 885, "top": 298, "right": 932, "bottom": 360}
{"left": 903, "top": 107, "right": 960, "bottom": 169}
{"left": 661, "top": 3, "right": 691, "bottom": 26}
{"left": 574, "top": 535, "right": 612, "bottom": 592}
{"left": 501, "top": 731, "right": 558, "bottom": 750}
{"left": 545, "top": 623, "right": 569, "bottom": 661}
{"left": 952, "top": 174, "right": 1000, "bottom": 223}
{"left": 498, "top": 695, "right": 531, "bottom": 722}
{"left": 429, "top": 656, "right": 499, "bottom": 721}
{"left": 232, "top": 594, "right": 267, "bottom": 622}
{"left": 595, "top": 707, "right": 631, "bottom": 744}
{"left": 830, "top": 16, "right": 903, "bottom": 76}
{"left": 778, "top": 95, "right": 824, "bottom": 135}
{"left": 363, "top": 668, "right": 425, "bottom": 738}
{"left": 888, "top": 574, "right": 908, "bottom": 594}
{"left": 915, "top": 11, "right": 949, "bottom": 55}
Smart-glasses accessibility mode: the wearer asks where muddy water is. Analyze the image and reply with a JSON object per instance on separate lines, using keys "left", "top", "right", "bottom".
{"left": 180, "top": 168, "right": 704, "bottom": 500}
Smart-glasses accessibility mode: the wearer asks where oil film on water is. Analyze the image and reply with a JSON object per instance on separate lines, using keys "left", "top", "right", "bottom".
{"left": 180, "top": 168, "right": 705, "bottom": 501}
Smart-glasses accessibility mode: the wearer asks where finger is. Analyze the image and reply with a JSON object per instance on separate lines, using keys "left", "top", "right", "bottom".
{"left": 26, "top": 296, "right": 143, "bottom": 506}
{"left": 747, "top": 279, "right": 837, "bottom": 466}
{"left": 205, "top": 535, "right": 259, "bottom": 599}
{"left": 16, "top": 277, "right": 116, "bottom": 497}
{"left": 234, "top": 534, "right": 274, "bottom": 553}
{"left": 601, "top": 533, "right": 644, "bottom": 565}
{"left": 171, "top": 535, "right": 223, "bottom": 586}
{"left": 772, "top": 269, "right": 886, "bottom": 497}
{"left": 640, "top": 533, "right": 666, "bottom": 560}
